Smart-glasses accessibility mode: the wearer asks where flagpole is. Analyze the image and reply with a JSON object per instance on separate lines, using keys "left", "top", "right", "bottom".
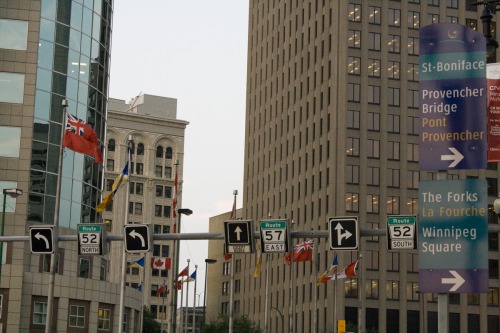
{"left": 289, "top": 220, "right": 295, "bottom": 333}
{"left": 179, "top": 274, "right": 184, "bottom": 333}
{"left": 264, "top": 253, "right": 270, "bottom": 333}
{"left": 313, "top": 242, "right": 318, "bottom": 333}
{"left": 184, "top": 259, "right": 191, "bottom": 333}
{"left": 192, "top": 265, "right": 198, "bottom": 333}
{"left": 333, "top": 252, "right": 338, "bottom": 333}
{"left": 171, "top": 160, "right": 179, "bottom": 333}
{"left": 45, "top": 99, "right": 68, "bottom": 333}
{"left": 228, "top": 189, "right": 237, "bottom": 333}
{"left": 161, "top": 278, "right": 166, "bottom": 333}
{"left": 118, "top": 137, "right": 133, "bottom": 333}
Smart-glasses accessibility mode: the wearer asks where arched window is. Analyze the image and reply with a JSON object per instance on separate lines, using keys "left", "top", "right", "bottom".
{"left": 165, "top": 147, "right": 173, "bottom": 159}
{"left": 137, "top": 143, "right": 144, "bottom": 155}
{"left": 108, "top": 139, "right": 115, "bottom": 152}
{"left": 156, "top": 146, "right": 163, "bottom": 158}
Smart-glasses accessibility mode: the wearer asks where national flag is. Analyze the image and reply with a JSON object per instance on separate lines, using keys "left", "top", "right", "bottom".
{"left": 137, "top": 284, "right": 142, "bottom": 292}
{"left": 284, "top": 239, "right": 314, "bottom": 265}
{"left": 316, "top": 255, "right": 338, "bottom": 286}
{"left": 178, "top": 266, "right": 189, "bottom": 277}
{"left": 63, "top": 112, "right": 103, "bottom": 163}
{"left": 253, "top": 243, "right": 262, "bottom": 278}
{"left": 96, "top": 161, "right": 129, "bottom": 213}
{"left": 128, "top": 257, "right": 145, "bottom": 269}
{"left": 151, "top": 257, "right": 171, "bottom": 270}
{"left": 321, "top": 259, "right": 360, "bottom": 283}
{"left": 176, "top": 280, "right": 182, "bottom": 290}
{"left": 156, "top": 285, "right": 167, "bottom": 297}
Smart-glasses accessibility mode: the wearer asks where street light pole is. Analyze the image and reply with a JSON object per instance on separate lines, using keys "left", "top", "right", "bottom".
{"left": 0, "top": 188, "right": 22, "bottom": 286}
{"left": 271, "top": 307, "right": 285, "bottom": 333}
{"left": 172, "top": 208, "right": 193, "bottom": 333}
{"left": 202, "top": 258, "right": 217, "bottom": 332}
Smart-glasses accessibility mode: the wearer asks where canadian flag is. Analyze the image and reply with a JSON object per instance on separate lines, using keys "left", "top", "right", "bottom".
{"left": 150, "top": 257, "right": 172, "bottom": 270}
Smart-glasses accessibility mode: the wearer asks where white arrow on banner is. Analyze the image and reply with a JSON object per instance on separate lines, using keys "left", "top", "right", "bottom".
{"left": 234, "top": 226, "right": 242, "bottom": 241}
{"left": 129, "top": 229, "right": 146, "bottom": 247}
{"left": 441, "top": 270, "right": 465, "bottom": 292}
{"left": 441, "top": 147, "right": 464, "bottom": 168}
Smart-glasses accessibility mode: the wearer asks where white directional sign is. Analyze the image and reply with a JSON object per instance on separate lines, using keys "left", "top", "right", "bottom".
{"left": 78, "top": 224, "right": 107, "bottom": 255}
{"left": 259, "top": 220, "right": 290, "bottom": 253}
{"left": 329, "top": 217, "right": 359, "bottom": 250}
{"left": 386, "top": 215, "right": 417, "bottom": 250}
{"left": 223, "top": 220, "right": 255, "bottom": 254}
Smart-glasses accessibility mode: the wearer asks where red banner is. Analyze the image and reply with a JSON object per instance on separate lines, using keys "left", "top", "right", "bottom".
{"left": 487, "top": 63, "right": 500, "bottom": 161}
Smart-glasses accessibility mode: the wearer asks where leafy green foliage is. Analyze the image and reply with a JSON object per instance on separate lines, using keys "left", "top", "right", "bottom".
{"left": 203, "top": 314, "right": 262, "bottom": 333}
{"left": 142, "top": 306, "right": 161, "bottom": 333}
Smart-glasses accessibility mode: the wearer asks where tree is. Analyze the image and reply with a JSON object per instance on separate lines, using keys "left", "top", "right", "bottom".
{"left": 142, "top": 306, "right": 161, "bottom": 333}
{"left": 203, "top": 314, "right": 262, "bottom": 333}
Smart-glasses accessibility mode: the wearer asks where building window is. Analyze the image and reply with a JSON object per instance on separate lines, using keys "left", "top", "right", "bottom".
{"left": 79, "top": 258, "right": 91, "bottom": 278}
{"left": 389, "top": 8, "right": 401, "bottom": 26}
{"left": 348, "top": 30, "right": 361, "bottom": 48}
{"left": 488, "top": 288, "right": 500, "bottom": 306}
{"left": 155, "top": 185, "right": 163, "bottom": 197}
{"left": 106, "top": 159, "right": 114, "bottom": 171}
{"left": 156, "top": 146, "right": 163, "bottom": 158}
{"left": 348, "top": 4, "right": 361, "bottom": 22}
{"left": 0, "top": 72, "right": 25, "bottom": 103}
{"left": 165, "top": 167, "right": 172, "bottom": 179}
{"left": 407, "top": 63, "right": 419, "bottom": 81}
{"left": 368, "top": 32, "right": 381, "bottom": 51}
{"left": 222, "top": 281, "right": 229, "bottom": 295}
{"left": 346, "top": 193, "right": 359, "bottom": 212}
{"left": 347, "top": 110, "right": 360, "bottom": 129}
{"left": 0, "top": 19, "right": 28, "bottom": 50}
{"left": 447, "top": 0, "right": 458, "bottom": 8}
{"left": 447, "top": 16, "right": 458, "bottom": 24}
{"left": 369, "top": 6, "right": 381, "bottom": 24}
{"left": 489, "top": 259, "right": 499, "bottom": 279}
{"left": 408, "top": 171, "right": 420, "bottom": 189}
{"left": 368, "top": 85, "right": 380, "bottom": 104}
{"left": 387, "top": 196, "right": 400, "bottom": 214}
{"left": 366, "top": 194, "right": 380, "bottom": 213}
{"left": 388, "top": 88, "right": 400, "bottom": 106}
{"left": 106, "top": 179, "right": 114, "bottom": 191}
{"left": 368, "top": 58, "right": 381, "bottom": 77}
{"left": 100, "top": 259, "right": 108, "bottom": 281}
{"left": 408, "top": 116, "right": 419, "bottom": 135}
{"left": 387, "top": 281, "right": 400, "bottom": 300}
{"left": 98, "top": 308, "right": 111, "bottom": 330}
{"left": 33, "top": 301, "right": 47, "bottom": 324}
{"left": 388, "top": 35, "right": 401, "bottom": 53}
{"left": 367, "top": 139, "right": 380, "bottom": 158}
{"left": 223, "top": 262, "right": 231, "bottom": 275}
{"left": 387, "top": 114, "right": 400, "bottom": 133}
{"left": 388, "top": 142, "right": 400, "bottom": 160}
{"left": 468, "top": 293, "right": 480, "bottom": 305}
{"left": 348, "top": 83, "right": 360, "bottom": 102}
{"left": 428, "top": 13, "right": 439, "bottom": 24}
{"left": 348, "top": 56, "right": 361, "bottom": 75}
{"left": 366, "top": 280, "right": 379, "bottom": 299}
{"left": 346, "top": 165, "right": 360, "bottom": 184}
{"left": 69, "top": 305, "right": 85, "bottom": 328}
{"left": 407, "top": 282, "right": 419, "bottom": 301}
{"left": 367, "top": 167, "right": 380, "bottom": 186}
{"left": 367, "top": 112, "right": 380, "bottom": 131}
{"left": 135, "top": 183, "right": 143, "bottom": 195}
{"left": 42, "top": 253, "right": 60, "bottom": 273}
{"left": 466, "top": 18, "right": 477, "bottom": 30}
{"left": 345, "top": 279, "right": 358, "bottom": 298}
{"left": 347, "top": 137, "right": 360, "bottom": 156}
{"left": 164, "top": 186, "right": 172, "bottom": 198}
{"left": 387, "top": 169, "right": 400, "bottom": 188}
{"left": 135, "top": 163, "right": 143, "bottom": 175}
{"left": 155, "top": 165, "right": 162, "bottom": 177}
{"left": 408, "top": 37, "right": 419, "bottom": 55}
{"left": 107, "top": 139, "right": 115, "bottom": 152}
{"left": 387, "top": 61, "right": 400, "bottom": 79}
{"left": 407, "top": 143, "right": 419, "bottom": 162}
{"left": 165, "top": 147, "right": 173, "bottom": 159}
{"left": 408, "top": 11, "right": 420, "bottom": 29}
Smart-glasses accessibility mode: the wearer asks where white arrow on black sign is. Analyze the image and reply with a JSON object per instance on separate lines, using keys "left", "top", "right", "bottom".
{"left": 129, "top": 229, "right": 146, "bottom": 247}
{"left": 441, "top": 270, "right": 465, "bottom": 292}
{"left": 335, "top": 223, "right": 352, "bottom": 245}
{"left": 441, "top": 147, "right": 464, "bottom": 168}
{"left": 35, "top": 232, "right": 50, "bottom": 249}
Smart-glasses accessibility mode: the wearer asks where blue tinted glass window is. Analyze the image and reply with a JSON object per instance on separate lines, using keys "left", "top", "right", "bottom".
{"left": 0, "top": 19, "right": 28, "bottom": 50}
{"left": 0, "top": 72, "right": 24, "bottom": 103}
{"left": 41, "top": 0, "right": 57, "bottom": 20}
{"left": 38, "top": 41, "right": 54, "bottom": 70}
{"left": 39, "top": 18, "right": 55, "bottom": 42}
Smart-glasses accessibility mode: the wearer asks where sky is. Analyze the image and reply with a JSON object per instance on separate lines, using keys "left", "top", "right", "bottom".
{"left": 109, "top": 1, "right": 250, "bottom": 305}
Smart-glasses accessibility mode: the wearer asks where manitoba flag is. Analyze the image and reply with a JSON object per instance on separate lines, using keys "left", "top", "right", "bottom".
{"left": 150, "top": 257, "right": 171, "bottom": 270}
{"left": 63, "top": 113, "right": 102, "bottom": 163}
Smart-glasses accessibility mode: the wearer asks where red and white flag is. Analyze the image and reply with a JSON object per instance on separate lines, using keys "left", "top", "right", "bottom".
{"left": 63, "top": 113, "right": 103, "bottom": 163}
{"left": 150, "top": 257, "right": 171, "bottom": 270}
{"left": 156, "top": 284, "right": 168, "bottom": 297}
{"left": 321, "top": 259, "right": 360, "bottom": 282}
{"left": 177, "top": 266, "right": 189, "bottom": 277}
{"left": 284, "top": 239, "right": 314, "bottom": 265}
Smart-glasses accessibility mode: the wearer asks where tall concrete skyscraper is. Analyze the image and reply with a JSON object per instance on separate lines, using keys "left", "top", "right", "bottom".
{"left": 208, "top": 2, "right": 500, "bottom": 333}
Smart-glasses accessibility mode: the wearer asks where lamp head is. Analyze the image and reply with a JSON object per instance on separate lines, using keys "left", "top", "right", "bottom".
{"left": 3, "top": 188, "right": 22, "bottom": 198}
{"left": 178, "top": 208, "right": 193, "bottom": 216}
{"left": 205, "top": 258, "right": 217, "bottom": 264}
